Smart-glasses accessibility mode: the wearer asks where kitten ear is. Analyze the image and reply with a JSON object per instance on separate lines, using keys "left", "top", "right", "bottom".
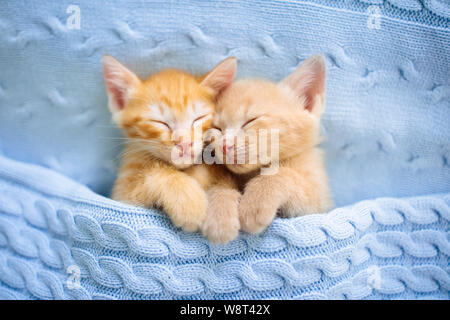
{"left": 281, "top": 54, "right": 326, "bottom": 117}
{"left": 102, "top": 55, "right": 141, "bottom": 115}
{"left": 200, "top": 57, "right": 237, "bottom": 97}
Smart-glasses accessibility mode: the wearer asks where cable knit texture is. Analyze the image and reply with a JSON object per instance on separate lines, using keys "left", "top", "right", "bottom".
{"left": 0, "top": 155, "right": 449, "bottom": 299}
{"left": 0, "top": 0, "right": 449, "bottom": 299}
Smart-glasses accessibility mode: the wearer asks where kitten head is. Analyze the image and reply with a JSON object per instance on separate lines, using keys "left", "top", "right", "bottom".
{"left": 213, "top": 55, "right": 326, "bottom": 174}
{"left": 102, "top": 55, "right": 236, "bottom": 169}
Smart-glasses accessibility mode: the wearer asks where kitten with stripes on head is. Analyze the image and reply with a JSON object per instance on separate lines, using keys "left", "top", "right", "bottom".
{"left": 103, "top": 56, "right": 240, "bottom": 243}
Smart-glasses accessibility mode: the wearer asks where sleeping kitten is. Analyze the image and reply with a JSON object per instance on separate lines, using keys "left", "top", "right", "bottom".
{"left": 212, "top": 54, "right": 333, "bottom": 235}
{"left": 103, "top": 55, "right": 240, "bottom": 241}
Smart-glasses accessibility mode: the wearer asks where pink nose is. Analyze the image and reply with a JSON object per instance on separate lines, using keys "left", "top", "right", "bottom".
{"left": 176, "top": 142, "right": 193, "bottom": 155}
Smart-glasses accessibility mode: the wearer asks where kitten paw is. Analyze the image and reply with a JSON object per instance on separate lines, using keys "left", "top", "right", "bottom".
{"left": 167, "top": 186, "right": 208, "bottom": 233}
{"left": 239, "top": 193, "right": 277, "bottom": 234}
{"left": 201, "top": 200, "right": 240, "bottom": 244}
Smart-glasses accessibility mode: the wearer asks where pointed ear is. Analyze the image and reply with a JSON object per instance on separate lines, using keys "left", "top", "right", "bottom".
{"left": 200, "top": 57, "right": 237, "bottom": 97}
{"left": 281, "top": 54, "right": 326, "bottom": 117}
{"left": 102, "top": 55, "right": 141, "bottom": 115}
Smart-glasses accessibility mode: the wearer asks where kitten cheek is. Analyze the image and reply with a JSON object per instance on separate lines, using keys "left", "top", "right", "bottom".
{"left": 159, "top": 131, "right": 172, "bottom": 141}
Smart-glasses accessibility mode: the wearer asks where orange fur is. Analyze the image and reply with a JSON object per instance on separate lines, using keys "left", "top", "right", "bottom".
{"left": 213, "top": 55, "right": 333, "bottom": 235}
{"left": 103, "top": 56, "right": 239, "bottom": 237}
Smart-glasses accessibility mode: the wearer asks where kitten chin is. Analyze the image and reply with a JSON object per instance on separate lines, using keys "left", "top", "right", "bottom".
{"left": 225, "top": 163, "right": 259, "bottom": 175}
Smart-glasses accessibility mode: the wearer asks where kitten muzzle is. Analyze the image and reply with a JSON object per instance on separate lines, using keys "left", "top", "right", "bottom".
{"left": 176, "top": 142, "right": 193, "bottom": 157}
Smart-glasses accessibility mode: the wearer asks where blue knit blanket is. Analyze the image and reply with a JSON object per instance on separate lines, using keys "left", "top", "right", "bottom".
{"left": 0, "top": 0, "right": 449, "bottom": 299}
{"left": 0, "top": 155, "right": 448, "bottom": 299}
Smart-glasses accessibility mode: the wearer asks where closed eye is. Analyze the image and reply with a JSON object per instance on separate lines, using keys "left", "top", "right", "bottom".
{"left": 149, "top": 119, "right": 171, "bottom": 130}
{"left": 192, "top": 114, "right": 211, "bottom": 126}
{"left": 242, "top": 117, "right": 260, "bottom": 129}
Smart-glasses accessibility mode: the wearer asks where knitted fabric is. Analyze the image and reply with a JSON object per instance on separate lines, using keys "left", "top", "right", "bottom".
{"left": 0, "top": 155, "right": 448, "bottom": 299}
{"left": 0, "top": 0, "right": 449, "bottom": 299}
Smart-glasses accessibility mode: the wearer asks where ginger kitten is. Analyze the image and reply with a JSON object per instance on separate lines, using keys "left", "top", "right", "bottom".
{"left": 213, "top": 54, "right": 333, "bottom": 235}
{"left": 103, "top": 55, "right": 240, "bottom": 242}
